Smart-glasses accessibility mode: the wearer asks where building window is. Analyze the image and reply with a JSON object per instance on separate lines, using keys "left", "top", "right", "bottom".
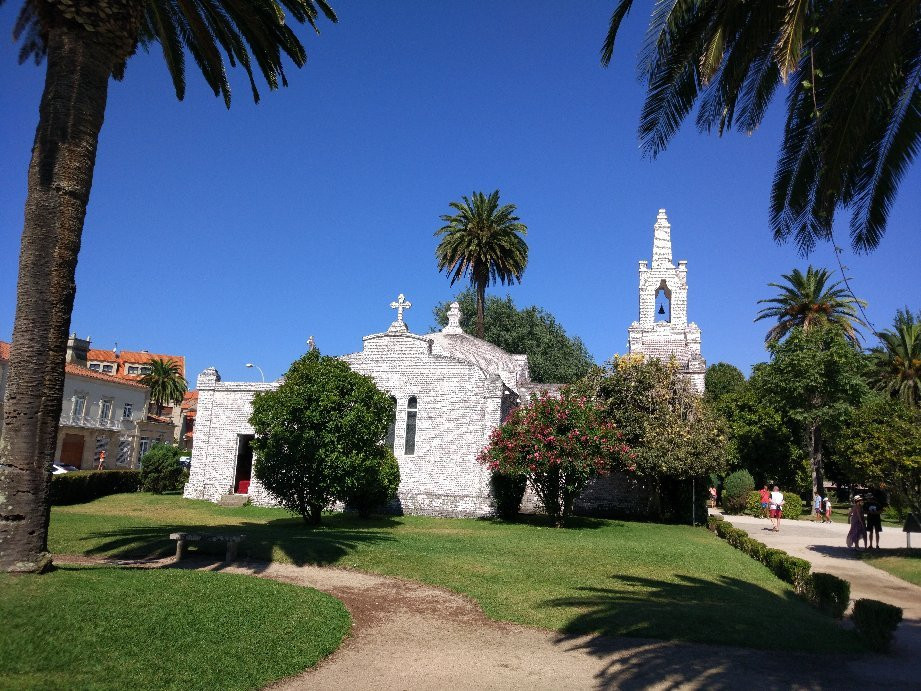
{"left": 100, "top": 399, "right": 112, "bottom": 421}
{"left": 122, "top": 402, "right": 133, "bottom": 419}
{"left": 140, "top": 366, "right": 152, "bottom": 375}
{"left": 139, "top": 437, "right": 150, "bottom": 458}
{"left": 102, "top": 364, "right": 114, "bottom": 374}
{"left": 127, "top": 365, "right": 140, "bottom": 375}
{"left": 404, "top": 396, "right": 417, "bottom": 456}
{"left": 73, "top": 396, "right": 86, "bottom": 418}
{"left": 385, "top": 397, "right": 397, "bottom": 450}
{"left": 88, "top": 363, "right": 101, "bottom": 371}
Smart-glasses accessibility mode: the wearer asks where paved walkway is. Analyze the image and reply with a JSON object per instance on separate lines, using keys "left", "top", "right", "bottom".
{"left": 721, "top": 512, "right": 921, "bottom": 685}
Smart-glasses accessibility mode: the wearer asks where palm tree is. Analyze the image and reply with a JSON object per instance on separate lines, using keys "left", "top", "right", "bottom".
{"left": 601, "top": 1, "right": 921, "bottom": 254}
{"left": 0, "top": 0, "right": 337, "bottom": 573}
{"left": 755, "top": 267, "right": 867, "bottom": 343}
{"left": 435, "top": 190, "right": 528, "bottom": 339}
{"left": 140, "top": 358, "right": 189, "bottom": 416}
{"left": 870, "top": 310, "right": 921, "bottom": 407}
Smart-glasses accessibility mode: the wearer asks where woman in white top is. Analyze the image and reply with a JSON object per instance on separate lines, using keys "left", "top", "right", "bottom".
{"left": 769, "top": 486, "right": 784, "bottom": 532}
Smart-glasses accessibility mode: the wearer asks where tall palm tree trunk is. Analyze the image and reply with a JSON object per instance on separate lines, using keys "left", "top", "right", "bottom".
{"left": 0, "top": 27, "right": 112, "bottom": 573}
{"left": 476, "top": 282, "right": 486, "bottom": 339}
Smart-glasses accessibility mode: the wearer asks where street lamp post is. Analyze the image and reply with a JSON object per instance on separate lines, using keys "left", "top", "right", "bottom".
{"left": 245, "top": 363, "right": 265, "bottom": 383}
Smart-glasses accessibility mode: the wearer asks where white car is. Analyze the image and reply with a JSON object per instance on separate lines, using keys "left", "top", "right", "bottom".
{"left": 51, "top": 463, "right": 79, "bottom": 474}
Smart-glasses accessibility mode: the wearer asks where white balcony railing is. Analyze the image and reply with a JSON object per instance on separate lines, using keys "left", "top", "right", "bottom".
{"left": 59, "top": 413, "right": 135, "bottom": 431}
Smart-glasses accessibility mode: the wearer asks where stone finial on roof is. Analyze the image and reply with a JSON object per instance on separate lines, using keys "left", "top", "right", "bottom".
{"left": 442, "top": 301, "right": 464, "bottom": 334}
{"left": 388, "top": 293, "right": 412, "bottom": 333}
{"left": 197, "top": 367, "right": 221, "bottom": 387}
{"left": 652, "top": 208, "right": 672, "bottom": 268}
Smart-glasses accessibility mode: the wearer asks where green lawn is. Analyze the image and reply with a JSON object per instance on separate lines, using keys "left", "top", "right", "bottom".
{"left": 0, "top": 566, "right": 349, "bottom": 691}
{"left": 48, "top": 493, "right": 861, "bottom": 653}
{"left": 860, "top": 548, "right": 921, "bottom": 588}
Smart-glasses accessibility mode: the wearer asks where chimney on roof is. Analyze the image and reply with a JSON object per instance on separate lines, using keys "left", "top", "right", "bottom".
{"left": 66, "top": 333, "right": 91, "bottom": 366}
{"left": 113, "top": 341, "right": 119, "bottom": 358}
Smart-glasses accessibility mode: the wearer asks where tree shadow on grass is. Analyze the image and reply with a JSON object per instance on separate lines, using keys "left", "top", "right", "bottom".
{"left": 504, "top": 514, "right": 620, "bottom": 530}
{"left": 79, "top": 515, "right": 399, "bottom": 567}
{"left": 543, "top": 573, "right": 863, "bottom": 689}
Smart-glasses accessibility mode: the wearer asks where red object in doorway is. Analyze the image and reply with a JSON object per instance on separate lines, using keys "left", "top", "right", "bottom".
{"left": 236, "top": 480, "right": 250, "bottom": 494}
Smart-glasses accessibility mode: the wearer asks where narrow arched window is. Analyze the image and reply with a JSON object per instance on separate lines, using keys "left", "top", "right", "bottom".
{"left": 385, "top": 397, "right": 397, "bottom": 450}
{"left": 655, "top": 279, "right": 672, "bottom": 322}
{"left": 404, "top": 396, "right": 417, "bottom": 455}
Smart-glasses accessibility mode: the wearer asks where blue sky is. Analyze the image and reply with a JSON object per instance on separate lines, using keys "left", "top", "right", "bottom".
{"left": 1, "top": 1, "right": 919, "bottom": 385}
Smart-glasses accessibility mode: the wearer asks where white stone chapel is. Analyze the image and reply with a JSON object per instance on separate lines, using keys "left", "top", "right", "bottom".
{"left": 184, "top": 297, "right": 539, "bottom": 516}
{"left": 185, "top": 209, "right": 706, "bottom": 517}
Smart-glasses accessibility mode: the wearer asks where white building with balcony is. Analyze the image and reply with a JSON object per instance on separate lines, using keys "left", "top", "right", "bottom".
{"left": 1, "top": 336, "right": 174, "bottom": 469}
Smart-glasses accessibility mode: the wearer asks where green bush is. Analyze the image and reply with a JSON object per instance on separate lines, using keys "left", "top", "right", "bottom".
{"left": 746, "top": 491, "right": 767, "bottom": 517}
{"left": 852, "top": 599, "right": 903, "bottom": 652}
{"left": 706, "top": 514, "right": 724, "bottom": 531}
{"left": 338, "top": 447, "right": 401, "bottom": 519}
{"left": 806, "top": 572, "right": 850, "bottom": 619}
{"left": 722, "top": 470, "right": 754, "bottom": 514}
{"left": 50, "top": 470, "right": 140, "bottom": 505}
{"left": 763, "top": 548, "right": 810, "bottom": 592}
{"left": 140, "top": 444, "right": 185, "bottom": 494}
{"left": 490, "top": 471, "right": 527, "bottom": 521}
{"left": 780, "top": 490, "right": 803, "bottom": 520}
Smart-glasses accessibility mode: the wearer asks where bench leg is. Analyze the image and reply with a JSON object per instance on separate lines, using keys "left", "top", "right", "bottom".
{"left": 175, "top": 539, "right": 186, "bottom": 560}
{"left": 225, "top": 541, "right": 238, "bottom": 562}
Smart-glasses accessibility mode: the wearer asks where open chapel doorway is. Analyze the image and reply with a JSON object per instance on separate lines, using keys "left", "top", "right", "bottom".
{"left": 234, "top": 434, "right": 254, "bottom": 494}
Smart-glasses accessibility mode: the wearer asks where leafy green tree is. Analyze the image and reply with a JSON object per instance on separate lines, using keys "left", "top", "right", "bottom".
{"left": 601, "top": 1, "right": 921, "bottom": 254}
{"left": 870, "top": 308, "right": 921, "bottom": 407}
{"left": 590, "top": 355, "right": 731, "bottom": 521}
{"left": 433, "top": 289, "right": 594, "bottom": 383}
{"left": 758, "top": 327, "right": 869, "bottom": 497}
{"left": 434, "top": 190, "right": 528, "bottom": 338}
{"left": 478, "top": 387, "right": 628, "bottom": 527}
{"left": 704, "top": 362, "right": 746, "bottom": 404}
{"left": 715, "top": 376, "right": 810, "bottom": 491}
{"left": 139, "top": 443, "right": 184, "bottom": 494}
{"left": 337, "top": 447, "right": 400, "bottom": 519}
{"left": 140, "top": 358, "right": 188, "bottom": 416}
{"left": 755, "top": 267, "right": 866, "bottom": 344}
{"left": 1, "top": 1, "right": 337, "bottom": 573}
{"left": 249, "top": 351, "right": 394, "bottom": 525}
{"left": 834, "top": 394, "right": 921, "bottom": 516}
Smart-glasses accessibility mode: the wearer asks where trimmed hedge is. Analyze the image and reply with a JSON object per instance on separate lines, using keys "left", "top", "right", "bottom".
{"left": 807, "top": 572, "right": 851, "bottom": 619}
{"left": 746, "top": 490, "right": 767, "bottom": 518}
{"left": 780, "top": 491, "right": 804, "bottom": 520}
{"left": 708, "top": 515, "right": 850, "bottom": 617}
{"left": 51, "top": 470, "right": 140, "bottom": 505}
{"left": 852, "top": 599, "right": 903, "bottom": 652}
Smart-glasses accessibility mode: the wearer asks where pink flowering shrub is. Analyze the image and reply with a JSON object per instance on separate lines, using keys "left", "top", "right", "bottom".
{"left": 478, "top": 387, "right": 631, "bottom": 526}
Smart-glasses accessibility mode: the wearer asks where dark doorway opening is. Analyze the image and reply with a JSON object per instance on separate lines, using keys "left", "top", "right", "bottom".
{"left": 235, "top": 434, "right": 254, "bottom": 494}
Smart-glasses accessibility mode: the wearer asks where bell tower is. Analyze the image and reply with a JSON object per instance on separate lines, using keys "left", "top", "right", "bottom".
{"left": 627, "top": 210, "right": 705, "bottom": 392}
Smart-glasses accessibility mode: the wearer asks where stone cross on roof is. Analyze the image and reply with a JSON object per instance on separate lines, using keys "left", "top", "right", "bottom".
{"left": 390, "top": 293, "right": 412, "bottom": 324}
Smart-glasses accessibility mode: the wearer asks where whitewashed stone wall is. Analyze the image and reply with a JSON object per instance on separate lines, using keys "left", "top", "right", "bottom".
{"left": 183, "top": 368, "right": 277, "bottom": 504}
{"left": 343, "top": 322, "right": 516, "bottom": 517}
{"left": 628, "top": 210, "right": 706, "bottom": 392}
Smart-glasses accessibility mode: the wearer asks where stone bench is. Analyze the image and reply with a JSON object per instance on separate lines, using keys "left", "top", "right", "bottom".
{"left": 169, "top": 532, "right": 245, "bottom": 562}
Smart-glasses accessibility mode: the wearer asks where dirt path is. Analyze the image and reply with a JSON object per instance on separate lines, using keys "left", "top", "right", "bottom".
{"left": 721, "top": 512, "right": 921, "bottom": 685}
{"left": 56, "top": 554, "right": 920, "bottom": 689}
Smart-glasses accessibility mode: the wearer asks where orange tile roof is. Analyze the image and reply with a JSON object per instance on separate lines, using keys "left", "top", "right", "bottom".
{"left": 181, "top": 390, "right": 199, "bottom": 411}
{"left": 65, "top": 363, "right": 148, "bottom": 389}
{"left": 3, "top": 341, "right": 145, "bottom": 389}
{"left": 86, "top": 349, "right": 186, "bottom": 380}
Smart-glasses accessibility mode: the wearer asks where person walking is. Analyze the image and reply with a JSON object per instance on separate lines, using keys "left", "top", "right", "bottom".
{"left": 813, "top": 493, "right": 823, "bottom": 521}
{"left": 759, "top": 485, "right": 771, "bottom": 519}
{"left": 864, "top": 493, "right": 883, "bottom": 549}
{"left": 846, "top": 496, "right": 867, "bottom": 550}
{"left": 769, "top": 486, "right": 784, "bottom": 532}
{"left": 822, "top": 494, "right": 833, "bottom": 523}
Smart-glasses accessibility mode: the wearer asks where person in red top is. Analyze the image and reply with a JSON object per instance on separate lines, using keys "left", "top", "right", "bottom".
{"left": 759, "top": 485, "right": 771, "bottom": 519}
